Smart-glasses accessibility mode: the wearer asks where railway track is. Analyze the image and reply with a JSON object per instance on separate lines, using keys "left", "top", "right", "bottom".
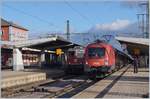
{"left": 1, "top": 79, "right": 57, "bottom": 97}
{"left": 2, "top": 74, "right": 92, "bottom": 98}
{"left": 2, "top": 65, "right": 130, "bottom": 98}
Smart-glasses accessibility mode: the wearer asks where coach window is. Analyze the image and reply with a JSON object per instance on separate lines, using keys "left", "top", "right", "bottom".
{"left": 69, "top": 51, "right": 75, "bottom": 56}
{"left": 76, "top": 50, "right": 84, "bottom": 58}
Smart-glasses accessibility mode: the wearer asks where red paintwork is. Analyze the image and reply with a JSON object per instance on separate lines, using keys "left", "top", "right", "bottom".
{"left": 84, "top": 42, "right": 115, "bottom": 68}
{"left": 67, "top": 52, "right": 84, "bottom": 65}
{"left": 67, "top": 56, "right": 83, "bottom": 65}
{"left": 1, "top": 26, "right": 9, "bottom": 41}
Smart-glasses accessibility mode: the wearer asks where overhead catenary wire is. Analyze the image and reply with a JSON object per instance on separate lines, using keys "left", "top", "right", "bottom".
{"left": 3, "top": 3, "right": 93, "bottom": 40}
{"left": 64, "top": 0, "right": 95, "bottom": 41}
{"left": 64, "top": 0, "right": 94, "bottom": 26}
{"left": 3, "top": 4, "right": 61, "bottom": 30}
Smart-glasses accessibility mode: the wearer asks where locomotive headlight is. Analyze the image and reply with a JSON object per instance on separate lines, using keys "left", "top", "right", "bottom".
{"left": 104, "top": 60, "right": 108, "bottom": 65}
{"left": 85, "top": 61, "right": 88, "bottom": 65}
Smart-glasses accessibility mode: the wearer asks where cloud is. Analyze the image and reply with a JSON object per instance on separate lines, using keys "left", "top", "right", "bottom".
{"left": 93, "top": 19, "right": 130, "bottom": 31}
{"left": 87, "top": 19, "right": 141, "bottom": 36}
{"left": 70, "top": 19, "right": 142, "bottom": 45}
{"left": 70, "top": 19, "right": 143, "bottom": 46}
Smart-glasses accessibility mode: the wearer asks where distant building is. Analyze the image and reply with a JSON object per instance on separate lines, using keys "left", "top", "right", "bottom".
{"left": 1, "top": 18, "right": 28, "bottom": 41}
{"left": 1, "top": 18, "right": 28, "bottom": 68}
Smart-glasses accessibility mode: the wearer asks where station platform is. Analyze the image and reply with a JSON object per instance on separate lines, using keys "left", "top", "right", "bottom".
{"left": 1, "top": 70, "right": 46, "bottom": 89}
{"left": 72, "top": 65, "right": 149, "bottom": 98}
{"left": 23, "top": 68, "right": 65, "bottom": 79}
{"left": 1, "top": 68, "right": 64, "bottom": 89}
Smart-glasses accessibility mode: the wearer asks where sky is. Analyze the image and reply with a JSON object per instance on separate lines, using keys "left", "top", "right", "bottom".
{"left": 1, "top": 0, "right": 146, "bottom": 38}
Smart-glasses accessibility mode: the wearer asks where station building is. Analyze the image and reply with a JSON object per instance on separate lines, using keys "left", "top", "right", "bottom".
{"left": 1, "top": 18, "right": 79, "bottom": 70}
{"left": 1, "top": 18, "right": 149, "bottom": 71}
{"left": 1, "top": 18, "right": 28, "bottom": 68}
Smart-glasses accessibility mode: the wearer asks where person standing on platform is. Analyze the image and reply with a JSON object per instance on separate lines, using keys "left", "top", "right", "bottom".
{"left": 133, "top": 56, "right": 138, "bottom": 73}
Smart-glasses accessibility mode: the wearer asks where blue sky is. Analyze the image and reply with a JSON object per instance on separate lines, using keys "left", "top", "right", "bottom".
{"left": 1, "top": 1, "right": 140, "bottom": 37}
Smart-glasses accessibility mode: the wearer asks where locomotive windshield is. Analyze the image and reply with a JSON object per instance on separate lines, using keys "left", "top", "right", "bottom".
{"left": 88, "top": 48, "right": 105, "bottom": 58}
{"left": 68, "top": 47, "right": 84, "bottom": 58}
{"left": 68, "top": 50, "right": 84, "bottom": 58}
{"left": 76, "top": 49, "right": 84, "bottom": 58}
{"left": 68, "top": 51, "right": 75, "bottom": 57}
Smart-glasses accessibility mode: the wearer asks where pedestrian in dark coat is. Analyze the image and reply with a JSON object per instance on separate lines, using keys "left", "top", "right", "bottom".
{"left": 133, "top": 56, "right": 138, "bottom": 73}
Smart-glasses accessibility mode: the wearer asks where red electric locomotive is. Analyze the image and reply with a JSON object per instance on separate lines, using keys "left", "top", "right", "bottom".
{"left": 65, "top": 46, "right": 85, "bottom": 74}
{"left": 84, "top": 40, "right": 126, "bottom": 78}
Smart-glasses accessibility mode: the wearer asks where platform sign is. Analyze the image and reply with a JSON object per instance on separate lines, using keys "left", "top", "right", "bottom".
{"left": 56, "top": 48, "right": 62, "bottom": 55}
{"left": 133, "top": 48, "right": 140, "bottom": 55}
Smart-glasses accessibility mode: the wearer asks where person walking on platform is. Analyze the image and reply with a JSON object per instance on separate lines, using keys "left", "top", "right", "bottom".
{"left": 133, "top": 56, "right": 138, "bottom": 73}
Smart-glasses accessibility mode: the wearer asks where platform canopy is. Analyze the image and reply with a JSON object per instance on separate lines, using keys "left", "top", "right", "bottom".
{"left": 115, "top": 36, "right": 149, "bottom": 55}
{"left": 1, "top": 36, "right": 80, "bottom": 50}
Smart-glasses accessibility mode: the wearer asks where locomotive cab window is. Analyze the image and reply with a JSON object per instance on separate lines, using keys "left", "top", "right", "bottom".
{"left": 68, "top": 51, "right": 75, "bottom": 56}
{"left": 76, "top": 49, "right": 84, "bottom": 58}
{"left": 88, "top": 48, "right": 105, "bottom": 58}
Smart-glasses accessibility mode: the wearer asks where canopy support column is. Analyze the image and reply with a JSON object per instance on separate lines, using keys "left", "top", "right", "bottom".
{"left": 13, "top": 48, "right": 24, "bottom": 71}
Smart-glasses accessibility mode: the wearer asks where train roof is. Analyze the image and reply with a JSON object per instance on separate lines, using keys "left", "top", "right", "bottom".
{"left": 87, "top": 40, "right": 110, "bottom": 47}
{"left": 68, "top": 46, "right": 84, "bottom": 51}
{"left": 88, "top": 38, "right": 133, "bottom": 60}
{"left": 106, "top": 37, "right": 133, "bottom": 60}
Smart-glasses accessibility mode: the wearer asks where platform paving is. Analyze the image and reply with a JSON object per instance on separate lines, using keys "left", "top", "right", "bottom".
{"left": 102, "top": 66, "right": 149, "bottom": 98}
{"left": 73, "top": 65, "right": 149, "bottom": 98}
{"left": 1, "top": 70, "right": 46, "bottom": 89}
{"left": 1, "top": 67, "right": 65, "bottom": 89}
